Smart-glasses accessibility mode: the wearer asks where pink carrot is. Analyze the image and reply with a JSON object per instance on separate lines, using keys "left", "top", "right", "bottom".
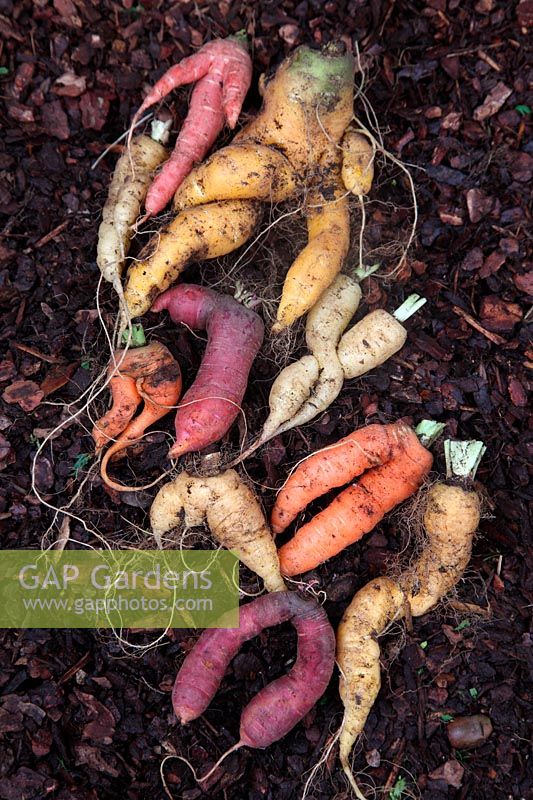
{"left": 151, "top": 284, "right": 264, "bottom": 458}
{"left": 172, "top": 591, "right": 335, "bottom": 748}
{"left": 131, "top": 35, "right": 252, "bottom": 216}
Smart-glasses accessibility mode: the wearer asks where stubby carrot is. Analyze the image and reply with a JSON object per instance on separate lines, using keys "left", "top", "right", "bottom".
{"left": 129, "top": 34, "right": 252, "bottom": 216}
{"left": 152, "top": 284, "right": 264, "bottom": 458}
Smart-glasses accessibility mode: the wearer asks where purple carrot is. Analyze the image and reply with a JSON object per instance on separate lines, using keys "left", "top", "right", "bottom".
{"left": 172, "top": 591, "right": 335, "bottom": 748}
{"left": 151, "top": 283, "right": 264, "bottom": 458}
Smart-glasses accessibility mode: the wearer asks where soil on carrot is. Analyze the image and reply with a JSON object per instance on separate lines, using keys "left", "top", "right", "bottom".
{"left": 0, "top": 2, "right": 531, "bottom": 799}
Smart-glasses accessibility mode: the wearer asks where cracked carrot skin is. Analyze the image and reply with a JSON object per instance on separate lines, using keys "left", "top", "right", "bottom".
{"left": 271, "top": 422, "right": 404, "bottom": 535}
{"left": 130, "top": 35, "right": 252, "bottom": 216}
{"left": 276, "top": 425, "right": 433, "bottom": 576}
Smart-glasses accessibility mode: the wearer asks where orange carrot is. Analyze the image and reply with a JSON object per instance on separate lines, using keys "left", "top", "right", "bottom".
{"left": 271, "top": 422, "right": 402, "bottom": 535}
{"left": 271, "top": 423, "right": 434, "bottom": 576}
{"left": 93, "top": 342, "right": 182, "bottom": 492}
{"left": 92, "top": 373, "right": 140, "bottom": 452}
{"left": 100, "top": 396, "right": 178, "bottom": 492}
{"left": 93, "top": 343, "right": 177, "bottom": 450}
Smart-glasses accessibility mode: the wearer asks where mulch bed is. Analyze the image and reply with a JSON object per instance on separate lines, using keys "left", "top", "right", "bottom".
{"left": 0, "top": 1, "right": 531, "bottom": 799}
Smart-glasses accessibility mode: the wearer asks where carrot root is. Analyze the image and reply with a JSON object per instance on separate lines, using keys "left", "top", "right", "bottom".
{"left": 129, "top": 35, "right": 252, "bottom": 216}
{"left": 273, "top": 423, "right": 433, "bottom": 576}
{"left": 96, "top": 342, "right": 182, "bottom": 492}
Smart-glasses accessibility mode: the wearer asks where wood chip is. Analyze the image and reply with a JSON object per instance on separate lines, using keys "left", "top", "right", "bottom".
{"left": 452, "top": 306, "right": 507, "bottom": 345}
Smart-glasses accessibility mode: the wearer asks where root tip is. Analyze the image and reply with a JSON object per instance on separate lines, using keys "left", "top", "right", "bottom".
{"left": 168, "top": 442, "right": 189, "bottom": 460}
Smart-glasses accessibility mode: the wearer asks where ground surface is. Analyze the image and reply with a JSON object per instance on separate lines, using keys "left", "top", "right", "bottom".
{"left": 0, "top": 1, "right": 532, "bottom": 799}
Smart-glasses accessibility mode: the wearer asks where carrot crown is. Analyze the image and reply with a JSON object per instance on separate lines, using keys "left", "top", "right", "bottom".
{"left": 121, "top": 323, "right": 146, "bottom": 348}
{"left": 229, "top": 30, "right": 249, "bottom": 49}
{"left": 415, "top": 419, "right": 445, "bottom": 448}
{"left": 281, "top": 44, "right": 355, "bottom": 107}
{"left": 444, "top": 439, "right": 486, "bottom": 481}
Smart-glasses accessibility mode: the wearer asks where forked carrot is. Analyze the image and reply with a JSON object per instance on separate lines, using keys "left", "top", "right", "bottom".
{"left": 100, "top": 395, "right": 178, "bottom": 491}
{"left": 129, "top": 34, "right": 252, "bottom": 216}
{"left": 92, "top": 342, "right": 182, "bottom": 491}
{"left": 92, "top": 373, "right": 140, "bottom": 453}
{"left": 272, "top": 421, "right": 442, "bottom": 576}
{"left": 271, "top": 422, "right": 401, "bottom": 534}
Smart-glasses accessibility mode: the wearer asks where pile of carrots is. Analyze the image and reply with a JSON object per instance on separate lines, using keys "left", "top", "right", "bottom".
{"left": 88, "top": 36, "right": 487, "bottom": 800}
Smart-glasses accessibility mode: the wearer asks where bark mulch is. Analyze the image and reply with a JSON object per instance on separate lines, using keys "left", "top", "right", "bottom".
{"left": 0, "top": 1, "right": 531, "bottom": 799}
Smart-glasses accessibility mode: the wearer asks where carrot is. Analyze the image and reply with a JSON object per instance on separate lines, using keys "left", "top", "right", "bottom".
{"left": 92, "top": 372, "right": 140, "bottom": 453}
{"left": 272, "top": 274, "right": 361, "bottom": 431}
{"left": 150, "top": 468, "right": 285, "bottom": 593}
{"left": 124, "top": 200, "right": 261, "bottom": 319}
{"left": 337, "top": 294, "right": 427, "bottom": 380}
{"left": 271, "top": 422, "right": 403, "bottom": 534}
{"left": 92, "top": 342, "right": 182, "bottom": 491}
{"left": 96, "top": 120, "right": 170, "bottom": 303}
{"left": 172, "top": 591, "right": 335, "bottom": 749}
{"left": 272, "top": 421, "right": 442, "bottom": 576}
{"left": 152, "top": 284, "right": 264, "bottom": 458}
{"left": 124, "top": 43, "right": 358, "bottom": 327}
{"left": 341, "top": 127, "right": 375, "bottom": 197}
{"left": 337, "top": 577, "right": 407, "bottom": 800}
{"left": 336, "top": 439, "right": 485, "bottom": 799}
{"left": 172, "top": 142, "right": 298, "bottom": 210}
{"left": 272, "top": 186, "right": 351, "bottom": 333}
{"left": 231, "top": 274, "right": 362, "bottom": 466}
{"left": 129, "top": 34, "right": 252, "bottom": 216}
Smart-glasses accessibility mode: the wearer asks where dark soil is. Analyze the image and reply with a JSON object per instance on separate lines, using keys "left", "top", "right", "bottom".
{"left": 0, "top": 1, "right": 531, "bottom": 799}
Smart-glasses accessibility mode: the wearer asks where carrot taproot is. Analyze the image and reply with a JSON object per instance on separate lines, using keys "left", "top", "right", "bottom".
{"left": 271, "top": 422, "right": 402, "bottom": 535}
{"left": 150, "top": 468, "right": 285, "bottom": 592}
{"left": 92, "top": 372, "right": 140, "bottom": 453}
{"left": 97, "top": 121, "right": 170, "bottom": 293}
{"left": 336, "top": 439, "right": 485, "bottom": 798}
{"left": 93, "top": 342, "right": 182, "bottom": 491}
{"left": 124, "top": 200, "right": 261, "bottom": 319}
{"left": 337, "top": 294, "right": 427, "bottom": 380}
{"left": 272, "top": 422, "right": 436, "bottom": 576}
{"left": 129, "top": 34, "right": 252, "bottom": 216}
{"left": 272, "top": 186, "right": 351, "bottom": 333}
{"left": 151, "top": 284, "right": 264, "bottom": 458}
{"left": 124, "top": 43, "right": 357, "bottom": 327}
{"left": 341, "top": 127, "right": 375, "bottom": 197}
{"left": 274, "top": 274, "right": 361, "bottom": 431}
{"left": 172, "top": 142, "right": 298, "bottom": 210}
{"left": 230, "top": 274, "right": 362, "bottom": 467}
{"left": 172, "top": 591, "right": 335, "bottom": 749}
